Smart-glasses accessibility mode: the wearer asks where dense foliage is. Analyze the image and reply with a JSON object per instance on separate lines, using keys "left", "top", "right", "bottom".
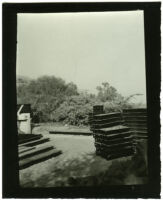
{"left": 17, "top": 75, "right": 142, "bottom": 124}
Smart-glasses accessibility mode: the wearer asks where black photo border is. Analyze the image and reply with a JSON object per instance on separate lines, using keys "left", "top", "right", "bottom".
{"left": 2, "top": 2, "right": 161, "bottom": 198}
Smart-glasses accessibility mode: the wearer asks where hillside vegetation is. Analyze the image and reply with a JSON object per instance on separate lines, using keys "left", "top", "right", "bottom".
{"left": 17, "top": 75, "right": 144, "bottom": 125}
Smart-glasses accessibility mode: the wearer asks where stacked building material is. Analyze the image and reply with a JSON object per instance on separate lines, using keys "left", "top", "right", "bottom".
{"left": 93, "top": 105, "right": 104, "bottom": 115}
{"left": 123, "top": 108, "right": 148, "bottom": 139}
{"left": 88, "top": 113, "right": 94, "bottom": 131}
{"left": 91, "top": 106, "right": 135, "bottom": 160}
{"left": 18, "top": 134, "right": 62, "bottom": 170}
{"left": 88, "top": 105, "right": 104, "bottom": 131}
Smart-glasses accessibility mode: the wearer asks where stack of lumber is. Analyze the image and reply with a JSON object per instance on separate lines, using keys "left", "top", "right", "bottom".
{"left": 123, "top": 108, "right": 148, "bottom": 139}
{"left": 93, "top": 105, "right": 104, "bottom": 115}
{"left": 91, "top": 111, "right": 135, "bottom": 160}
{"left": 18, "top": 134, "right": 62, "bottom": 170}
{"left": 92, "top": 112, "right": 125, "bottom": 130}
{"left": 88, "top": 113, "right": 94, "bottom": 131}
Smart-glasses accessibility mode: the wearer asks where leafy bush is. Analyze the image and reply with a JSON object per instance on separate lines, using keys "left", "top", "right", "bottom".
{"left": 17, "top": 75, "right": 78, "bottom": 122}
{"left": 17, "top": 76, "right": 143, "bottom": 124}
{"left": 52, "top": 94, "right": 99, "bottom": 125}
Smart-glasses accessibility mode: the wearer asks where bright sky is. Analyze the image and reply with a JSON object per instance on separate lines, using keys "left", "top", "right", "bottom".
{"left": 17, "top": 11, "right": 146, "bottom": 103}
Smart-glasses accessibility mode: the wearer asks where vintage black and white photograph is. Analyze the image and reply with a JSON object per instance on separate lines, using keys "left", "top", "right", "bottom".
{"left": 2, "top": 1, "right": 161, "bottom": 198}
{"left": 15, "top": 10, "right": 150, "bottom": 188}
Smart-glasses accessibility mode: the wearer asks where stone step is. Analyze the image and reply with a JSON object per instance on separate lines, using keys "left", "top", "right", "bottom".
{"left": 19, "top": 149, "right": 62, "bottom": 170}
{"left": 19, "top": 146, "right": 36, "bottom": 154}
{"left": 19, "top": 137, "right": 50, "bottom": 147}
{"left": 19, "top": 145, "right": 54, "bottom": 160}
{"left": 19, "top": 134, "right": 43, "bottom": 144}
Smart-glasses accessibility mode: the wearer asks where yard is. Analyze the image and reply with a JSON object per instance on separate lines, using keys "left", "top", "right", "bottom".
{"left": 19, "top": 123, "right": 148, "bottom": 187}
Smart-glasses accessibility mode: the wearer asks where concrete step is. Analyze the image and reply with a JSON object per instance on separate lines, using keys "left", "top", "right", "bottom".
{"left": 19, "top": 144, "right": 54, "bottom": 160}
{"left": 19, "top": 149, "right": 62, "bottom": 170}
{"left": 19, "top": 134, "right": 43, "bottom": 144}
{"left": 19, "top": 146, "right": 36, "bottom": 154}
{"left": 19, "top": 137, "right": 50, "bottom": 147}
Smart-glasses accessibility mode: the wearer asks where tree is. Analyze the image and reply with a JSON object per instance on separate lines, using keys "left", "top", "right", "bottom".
{"left": 17, "top": 75, "right": 78, "bottom": 122}
{"left": 96, "top": 82, "right": 120, "bottom": 102}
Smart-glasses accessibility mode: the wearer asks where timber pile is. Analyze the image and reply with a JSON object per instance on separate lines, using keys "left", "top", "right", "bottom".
{"left": 18, "top": 134, "right": 62, "bottom": 170}
{"left": 123, "top": 108, "right": 148, "bottom": 139}
{"left": 90, "top": 106, "right": 135, "bottom": 160}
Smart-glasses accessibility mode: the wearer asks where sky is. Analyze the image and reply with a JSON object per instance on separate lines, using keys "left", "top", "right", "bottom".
{"left": 17, "top": 11, "right": 146, "bottom": 103}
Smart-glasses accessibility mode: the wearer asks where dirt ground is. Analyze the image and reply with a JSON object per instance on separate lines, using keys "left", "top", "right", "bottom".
{"left": 19, "top": 124, "right": 148, "bottom": 187}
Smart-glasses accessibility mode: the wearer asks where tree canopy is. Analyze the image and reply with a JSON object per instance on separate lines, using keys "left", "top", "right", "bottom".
{"left": 17, "top": 76, "right": 141, "bottom": 124}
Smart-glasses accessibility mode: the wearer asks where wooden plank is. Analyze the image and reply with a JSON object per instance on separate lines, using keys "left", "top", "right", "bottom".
{"left": 95, "top": 141, "right": 133, "bottom": 151}
{"left": 93, "top": 121, "right": 125, "bottom": 129}
{"left": 96, "top": 146, "right": 134, "bottom": 156}
{"left": 107, "top": 149, "right": 134, "bottom": 160}
{"left": 96, "top": 147, "right": 134, "bottom": 159}
{"left": 19, "top": 149, "right": 62, "bottom": 170}
{"left": 92, "top": 116, "right": 123, "bottom": 124}
{"left": 49, "top": 130, "right": 92, "bottom": 136}
{"left": 94, "top": 125, "right": 130, "bottom": 134}
{"left": 125, "top": 121, "right": 147, "bottom": 126}
{"left": 127, "top": 126, "right": 148, "bottom": 132}
{"left": 123, "top": 113, "right": 147, "bottom": 117}
{"left": 96, "top": 145, "right": 134, "bottom": 154}
{"left": 19, "top": 137, "right": 50, "bottom": 147}
{"left": 123, "top": 119, "right": 147, "bottom": 123}
{"left": 93, "top": 112, "right": 122, "bottom": 120}
{"left": 95, "top": 135, "right": 133, "bottom": 146}
{"left": 19, "top": 145, "right": 54, "bottom": 160}
{"left": 123, "top": 108, "right": 147, "bottom": 113}
{"left": 94, "top": 131, "right": 132, "bottom": 140}
{"left": 125, "top": 122, "right": 147, "bottom": 127}
{"left": 135, "top": 135, "right": 148, "bottom": 140}
{"left": 123, "top": 116, "right": 147, "bottom": 121}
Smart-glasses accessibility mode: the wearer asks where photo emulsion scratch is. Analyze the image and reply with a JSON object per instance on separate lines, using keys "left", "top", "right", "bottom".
{"left": 16, "top": 11, "right": 148, "bottom": 187}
